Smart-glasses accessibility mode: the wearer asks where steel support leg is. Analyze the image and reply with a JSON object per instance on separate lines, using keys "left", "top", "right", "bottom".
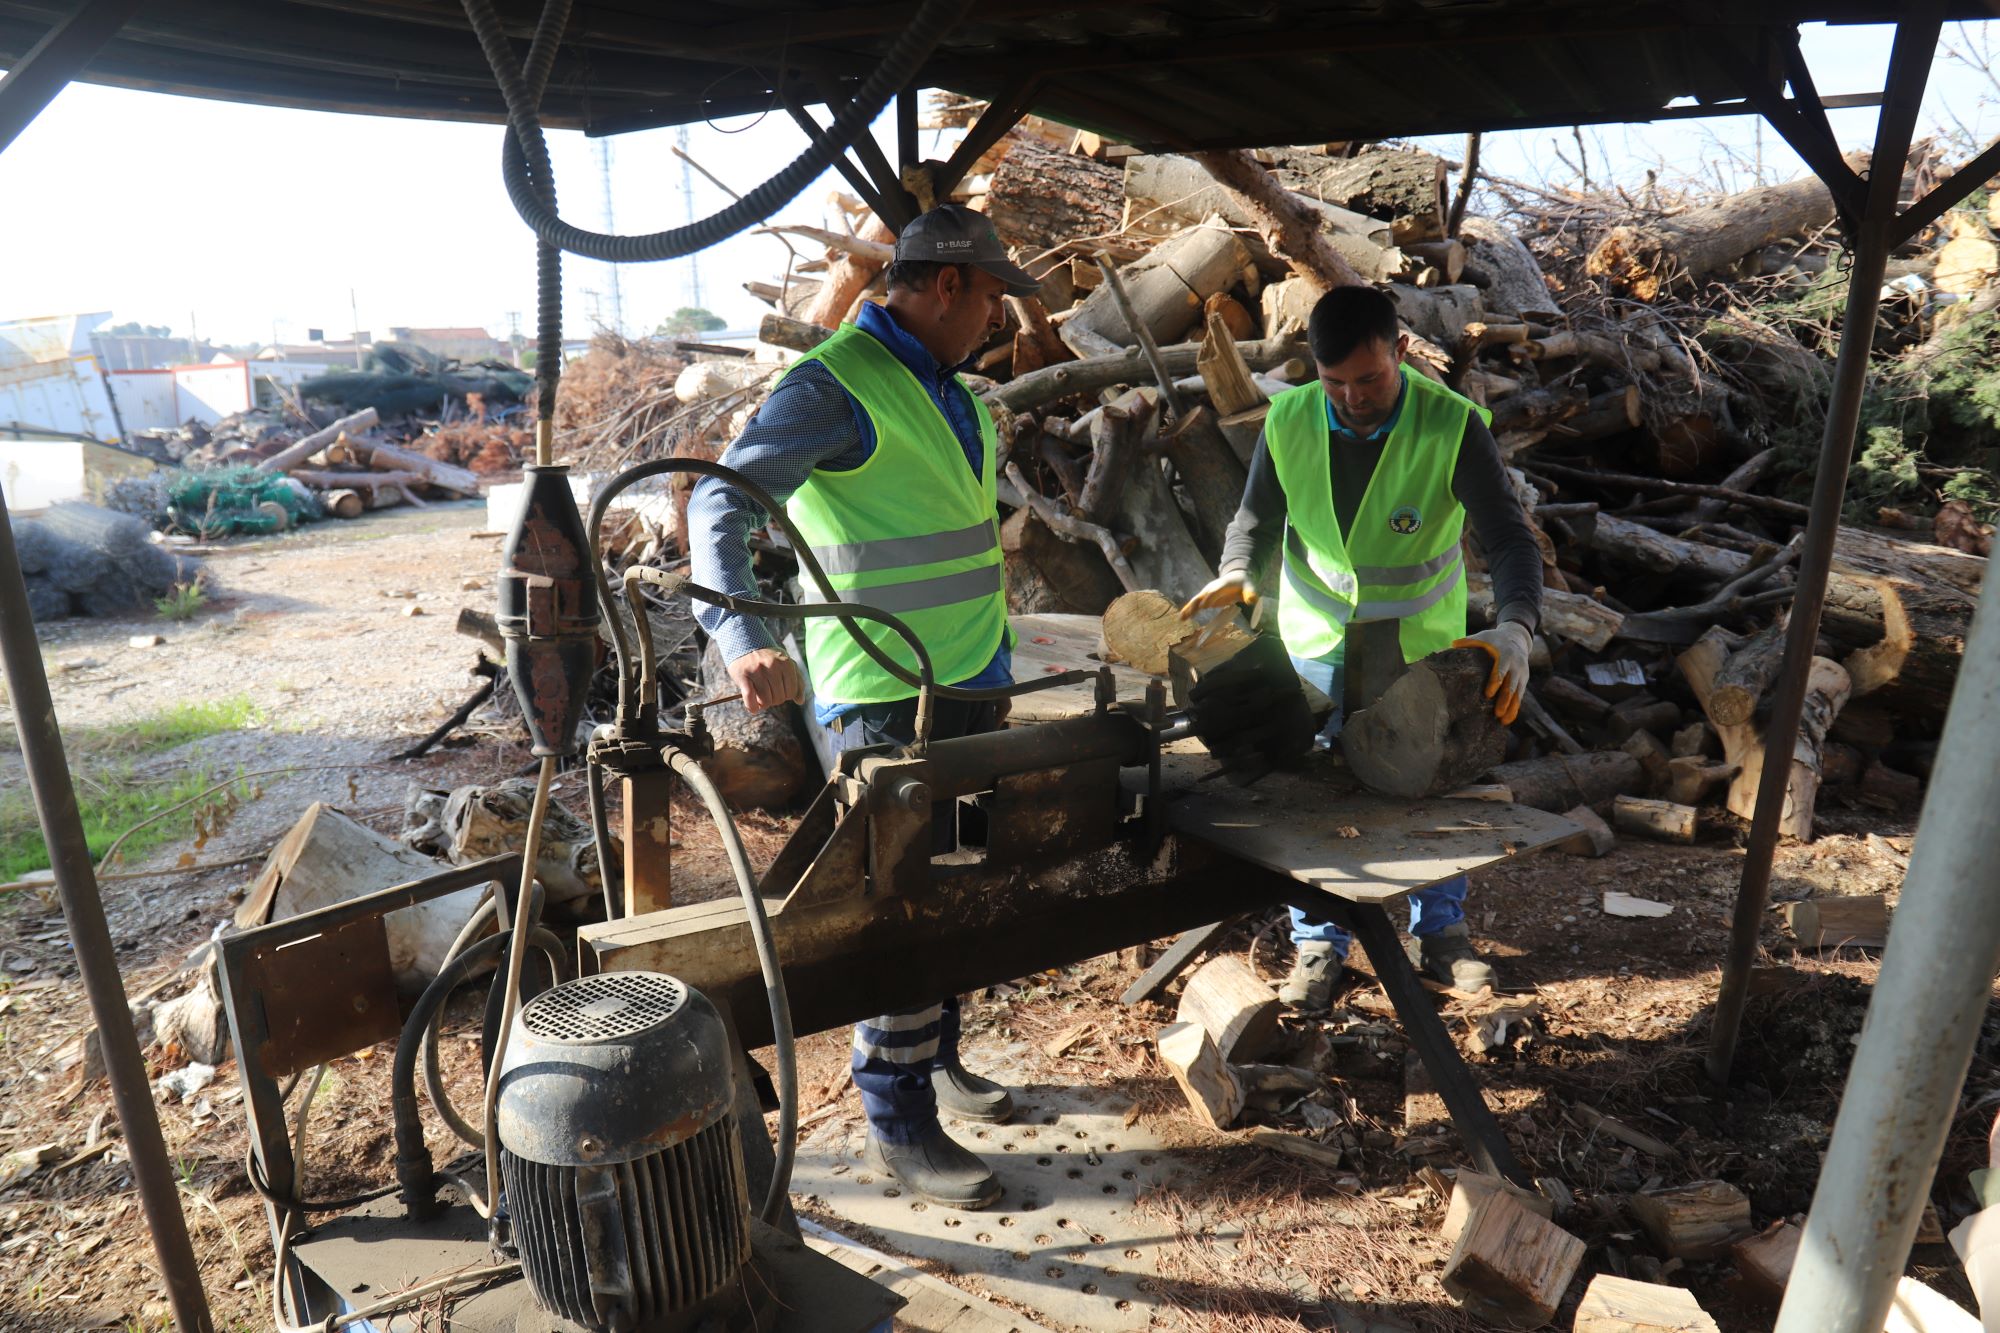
{"left": 0, "top": 485, "right": 215, "bottom": 1331}
{"left": 1774, "top": 464, "right": 2000, "bottom": 1333}
{"left": 1707, "top": 8, "right": 1941, "bottom": 1085}
{"left": 1303, "top": 894, "right": 1528, "bottom": 1186}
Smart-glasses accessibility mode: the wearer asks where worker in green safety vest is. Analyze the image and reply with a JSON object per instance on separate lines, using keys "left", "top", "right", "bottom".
{"left": 688, "top": 205, "right": 1043, "bottom": 1211}
{"left": 1181, "top": 286, "right": 1546, "bottom": 1011}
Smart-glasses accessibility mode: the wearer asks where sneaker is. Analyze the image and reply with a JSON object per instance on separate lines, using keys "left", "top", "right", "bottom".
{"left": 932, "top": 1061, "right": 1015, "bottom": 1123}
{"left": 1278, "top": 941, "right": 1342, "bottom": 1012}
{"left": 864, "top": 1128, "right": 1002, "bottom": 1210}
{"left": 1412, "top": 921, "right": 1497, "bottom": 994}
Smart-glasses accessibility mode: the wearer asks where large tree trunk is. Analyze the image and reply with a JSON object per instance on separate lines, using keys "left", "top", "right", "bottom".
{"left": 1123, "top": 152, "right": 1399, "bottom": 281}
{"left": 1270, "top": 146, "right": 1449, "bottom": 243}
{"left": 1457, "top": 216, "right": 1561, "bottom": 321}
{"left": 986, "top": 135, "right": 1124, "bottom": 252}
{"left": 999, "top": 506, "right": 1122, "bottom": 616}
{"left": 1586, "top": 153, "right": 1866, "bottom": 300}
{"left": 1110, "top": 449, "right": 1214, "bottom": 605}
{"left": 1821, "top": 527, "right": 1984, "bottom": 728}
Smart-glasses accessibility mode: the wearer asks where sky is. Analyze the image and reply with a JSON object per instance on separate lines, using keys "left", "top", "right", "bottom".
{"left": 2, "top": 20, "right": 1998, "bottom": 348}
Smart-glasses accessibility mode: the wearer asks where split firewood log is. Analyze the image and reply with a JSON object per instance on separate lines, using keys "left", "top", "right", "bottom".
{"left": 1342, "top": 647, "right": 1510, "bottom": 799}
{"left": 1680, "top": 627, "right": 1850, "bottom": 841}
{"left": 1060, "top": 221, "right": 1253, "bottom": 358}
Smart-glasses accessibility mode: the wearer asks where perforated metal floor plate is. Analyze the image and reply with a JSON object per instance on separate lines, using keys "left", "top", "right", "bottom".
{"left": 790, "top": 1084, "right": 1189, "bottom": 1332}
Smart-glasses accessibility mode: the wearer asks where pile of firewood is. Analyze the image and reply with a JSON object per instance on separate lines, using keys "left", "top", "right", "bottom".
{"left": 250, "top": 407, "right": 485, "bottom": 517}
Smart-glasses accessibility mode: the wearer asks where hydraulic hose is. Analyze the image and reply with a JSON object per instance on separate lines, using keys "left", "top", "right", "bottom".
{"left": 585, "top": 751, "right": 620, "bottom": 920}
{"left": 462, "top": 0, "right": 974, "bottom": 263}
{"left": 662, "top": 747, "right": 796, "bottom": 1224}
{"left": 626, "top": 564, "right": 939, "bottom": 748}
{"left": 590, "top": 457, "right": 1093, "bottom": 725}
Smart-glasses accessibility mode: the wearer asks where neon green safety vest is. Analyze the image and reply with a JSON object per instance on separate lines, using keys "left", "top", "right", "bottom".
{"left": 781, "top": 323, "right": 1011, "bottom": 705}
{"left": 1265, "top": 365, "right": 1491, "bottom": 663}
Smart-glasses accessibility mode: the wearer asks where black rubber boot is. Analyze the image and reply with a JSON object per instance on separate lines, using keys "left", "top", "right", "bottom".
{"left": 931, "top": 1061, "right": 1015, "bottom": 1123}
{"left": 865, "top": 1128, "right": 1002, "bottom": 1210}
{"left": 1410, "top": 921, "right": 1497, "bottom": 993}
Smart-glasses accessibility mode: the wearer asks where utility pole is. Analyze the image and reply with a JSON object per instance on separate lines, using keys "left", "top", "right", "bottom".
{"left": 597, "top": 139, "right": 624, "bottom": 335}
{"left": 677, "top": 125, "right": 702, "bottom": 311}
{"left": 350, "top": 288, "right": 364, "bottom": 368}
{"left": 186, "top": 310, "right": 198, "bottom": 366}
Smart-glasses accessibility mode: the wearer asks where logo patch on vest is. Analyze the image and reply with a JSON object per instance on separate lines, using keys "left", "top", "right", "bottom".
{"left": 1388, "top": 506, "right": 1423, "bottom": 535}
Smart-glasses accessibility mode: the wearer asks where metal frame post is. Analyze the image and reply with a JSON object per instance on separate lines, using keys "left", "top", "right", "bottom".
{"left": 1706, "top": 10, "right": 1941, "bottom": 1084}
{"left": 0, "top": 483, "right": 215, "bottom": 1332}
{"left": 0, "top": 0, "right": 145, "bottom": 153}
{"left": 1773, "top": 511, "right": 2000, "bottom": 1333}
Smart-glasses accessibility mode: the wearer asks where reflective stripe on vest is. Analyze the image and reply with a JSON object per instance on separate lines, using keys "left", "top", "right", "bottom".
{"left": 776, "top": 324, "right": 1011, "bottom": 704}
{"left": 808, "top": 517, "right": 999, "bottom": 578}
{"left": 1264, "top": 367, "right": 1486, "bottom": 663}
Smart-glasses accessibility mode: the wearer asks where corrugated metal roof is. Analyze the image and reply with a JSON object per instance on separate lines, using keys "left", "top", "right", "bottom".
{"left": 0, "top": 2, "right": 1975, "bottom": 147}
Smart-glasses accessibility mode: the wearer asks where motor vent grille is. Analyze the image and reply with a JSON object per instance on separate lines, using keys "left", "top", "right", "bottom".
{"left": 521, "top": 971, "right": 685, "bottom": 1043}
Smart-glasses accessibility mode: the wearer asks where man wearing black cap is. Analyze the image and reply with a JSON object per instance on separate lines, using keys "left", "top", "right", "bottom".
{"left": 688, "top": 204, "right": 1040, "bottom": 1210}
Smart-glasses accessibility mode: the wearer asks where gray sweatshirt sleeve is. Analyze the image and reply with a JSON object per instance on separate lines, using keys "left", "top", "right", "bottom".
{"left": 1452, "top": 413, "right": 1543, "bottom": 632}
{"left": 685, "top": 363, "right": 866, "bottom": 664}
{"left": 1217, "top": 428, "right": 1285, "bottom": 581}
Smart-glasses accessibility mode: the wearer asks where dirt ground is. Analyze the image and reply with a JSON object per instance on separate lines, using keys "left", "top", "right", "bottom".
{"left": 0, "top": 502, "right": 1983, "bottom": 1332}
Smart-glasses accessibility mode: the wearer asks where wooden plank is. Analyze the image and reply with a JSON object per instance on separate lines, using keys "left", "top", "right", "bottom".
{"left": 1120, "top": 919, "right": 1237, "bottom": 1006}
{"left": 1151, "top": 739, "right": 1580, "bottom": 905}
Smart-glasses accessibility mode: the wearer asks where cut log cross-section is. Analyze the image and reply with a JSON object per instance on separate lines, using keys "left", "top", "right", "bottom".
{"left": 1441, "top": 1188, "right": 1587, "bottom": 1330}
{"left": 1176, "top": 955, "right": 1282, "bottom": 1064}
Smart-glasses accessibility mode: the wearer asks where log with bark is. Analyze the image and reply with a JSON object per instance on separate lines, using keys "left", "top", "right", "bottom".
{"left": 1679, "top": 627, "right": 1851, "bottom": 841}
{"left": 1175, "top": 955, "right": 1281, "bottom": 1063}
{"left": 1458, "top": 216, "right": 1562, "bottom": 321}
{"left": 1342, "top": 647, "right": 1510, "bottom": 799}
{"left": 999, "top": 505, "right": 1125, "bottom": 616}
{"left": 1270, "top": 145, "right": 1450, "bottom": 243}
{"left": 1123, "top": 152, "right": 1400, "bottom": 281}
{"left": 985, "top": 333, "right": 1305, "bottom": 415}
{"left": 254, "top": 407, "right": 380, "bottom": 475}
{"left": 985, "top": 134, "right": 1124, "bottom": 251}
{"left": 1586, "top": 152, "right": 1865, "bottom": 300}
{"left": 1060, "top": 222, "right": 1253, "bottom": 358}
{"left": 803, "top": 215, "right": 895, "bottom": 328}
{"left": 1488, "top": 752, "right": 1646, "bottom": 812}
{"left": 696, "top": 639, "right": 813, "bottom": 810}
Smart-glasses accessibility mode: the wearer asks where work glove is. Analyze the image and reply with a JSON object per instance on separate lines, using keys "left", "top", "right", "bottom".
{"left": 1179, "top": 570, "right": 1259, "bottom": 623}
{"left": 1452, "top": 621, "right": 1532, "bottom": 727}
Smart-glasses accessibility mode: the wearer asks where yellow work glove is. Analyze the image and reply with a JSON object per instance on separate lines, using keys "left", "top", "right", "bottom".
{"left": 1179, "top": 571, "right": 1258, "bottom": 620}
{"left": 1453, "top": 622, "right": 1533, "bottom": 726}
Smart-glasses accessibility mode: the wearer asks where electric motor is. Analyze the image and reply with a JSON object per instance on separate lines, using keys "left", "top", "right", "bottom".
{"left": 496, "top": 971, "right": 751, "bottom": 1331}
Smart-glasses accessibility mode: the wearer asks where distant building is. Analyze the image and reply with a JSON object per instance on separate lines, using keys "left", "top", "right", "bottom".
{"left": 95, "top": 332, "right": 221, "bottom": 370}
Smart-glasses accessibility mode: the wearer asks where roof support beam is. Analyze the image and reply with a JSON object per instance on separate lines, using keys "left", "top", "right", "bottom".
{"left": 1709, "top": 6, "right": 1942, "bottom": 1101}
{"left": 0, "top": 0, "right": 144, "bottom": 153}
{"left": 812, "top": 71, "right": 918, "bottom": 230}
{"left": 781, "top": 85, "right": 898, "bottom": 228}
{"left": 929, "top": 75, "right": 1038, "bottom": 201}
{"left": 1719, "top": 28, "right": 1867, "bottom": 222}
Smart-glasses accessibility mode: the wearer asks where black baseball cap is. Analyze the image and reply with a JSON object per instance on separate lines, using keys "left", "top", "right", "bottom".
{"left": 894, "top": 204, "right": 1040, "bottom": 296}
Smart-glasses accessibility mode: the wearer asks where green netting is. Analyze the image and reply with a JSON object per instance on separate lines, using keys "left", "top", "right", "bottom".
{"left": 166, "top": 466, "right": 323, "bottom": 537}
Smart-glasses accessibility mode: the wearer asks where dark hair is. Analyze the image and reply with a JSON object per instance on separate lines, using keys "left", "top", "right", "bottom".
{"left": 884, "top": 260, "right": 975, "bottom": 294}
{"left": 1307, "top": 286, "right": 1400, "bottom": 366}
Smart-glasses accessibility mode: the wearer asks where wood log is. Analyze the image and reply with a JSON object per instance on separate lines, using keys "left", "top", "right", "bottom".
{"left": 1441, "top": 1170, "right": 1556, "bottom": 1244}
{"left": 696, "top": 639, "right": 812, "bottom": 811}
{"left": 759, "top": 312, "right": 834, "bottom": 354}
{"left": 290, "top": 468, "right": 426, "bottom": 492}
{"left": 1584, "top": 513, "right": 1749, "bottom": 583}
{"left": 1458, "top": 216, "right": 1562, "bottom": 321}
{"left": 1663, "top": 757, "right": 1740, "bottom": 806}
{"left": 1619, "top": 731, "right": 1673, "bottom": 793}
{"left": 1167, "top": 615, "right": 1257, "bottom": 709}
{"left": 1176, "top": 955, "right": 1281, "bottom": 1063}
{"left": 1731, "top": 1220, "right": 1801, "bottom": 1307}
{"left": 1005, "top": 294, "right": 1072, "bottom": 381}
{"left": 1124, "top": 152, "right": 1399, "bottom": 281}
{"left": 985, "top": 134, "right": 1123, "bottom": 251}
{"left": 1606, "top": 699, "right": 1681, "bottom": 743}
{"left": 1611, "top": 796, "right": 1697, "bottom": 843}
{"left": 1242, "top": 1127, "right": 1346, "bottom": 1170}
{"left": 1574, "top": 1275, "right": 1720, "bottom": 1333}
{"left": 1546, "top": 386, "right": 1643, "bottom": 444}
{"left": 1821, "top": 528, "right": 1983, "bottom": 727}
{"left": 1078, "top": 403, "right": 1138, "bottom": 523}
{"left": 1162, "top": 406, "right": 1249, "bottom": 563}
{"left": 253, "top": 408, "right": 380, "bottom": 474}
{"left": 321, "top": 487, "right": 365, "bottom": 520}
{"left": 1003, "top": 463, "right": 1142, "bottom": 597}
{"left": 1342, "top": 647, "right": 1510, "bottom": 799}
{"left": 1196, "top": 310, "right": 1268, "bottom": 463}
{"left": 1540, "top": 675, "right": 1611, "bottom": 723}
{"left": 1553, "top": 804, "right": 1616, "bottom": 857}
{"left": 1784, "top": 894, "right": 1889, "bottom": 950}
{"left": 1859, "top": 759, "right": 1922, "bottom": 811}
{"left": 1157, "top": 1021, "right": 1243, "bottom": 1130}
{"left": 985, "top": 333, "right": 1304, "bottom": 416}
{"left": 999, "top": 506, "right": 1123, "bottom": 616}
{"left": 1270, "top": 145, "right": 1449, "bottom": 243}
{"left": 1386, "top": 283, "right": 1485, "bottom": 349}
{"left": 1405, "top": 238, "right": 1467, "bottom": 283}
{"left": 1722, "top": 656, "right": 1850, "bottom": 840}
{"left": 1586, "top": 153, "right": 1864, "bottom": 300}
{"left": 1100, "top": 589, "right": 1197, "bottom": 675}
{"left": 1710, "top": 618, "right": 1787, "bottom": 726}
{"left": 1627, "top": 1180, "right": 1752, "bottom": 1260}
{"left": 803, "top": 215, "right": 895, "bottom": 328}
{"left": 1671, "top": 721, "right": 1719, "bottom": 758}
{"left": 1440, "top": 1188, "right": 1586, "bottom": 1330}
{"left": 1061, "top": 223, "right": 1253, "bottom": 358}
{"left": 342, "top": 439, "right": 481, "bottom": 497}
{"left": 1490, "top": 384, "right": 1587, "bottom": 437}
{"left": 1105, "top": 400, "right": 1215, "bottom": 604}
{"left": 1490, "top": 752, "right": 1645, "bottom": 812}
{"left": 1191, "top": 148, "right": 1372, "bottom": 294}
{"left": 1470, "top": 573, "right": 1624, "bottom": 651}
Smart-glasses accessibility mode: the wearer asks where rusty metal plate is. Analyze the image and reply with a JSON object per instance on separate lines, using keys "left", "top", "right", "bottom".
{"left": 986, "top": 757, "right": 1120, "bottom": 867}
{"left": 239, "top": 913, "right": 400, "bottom": 1078}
